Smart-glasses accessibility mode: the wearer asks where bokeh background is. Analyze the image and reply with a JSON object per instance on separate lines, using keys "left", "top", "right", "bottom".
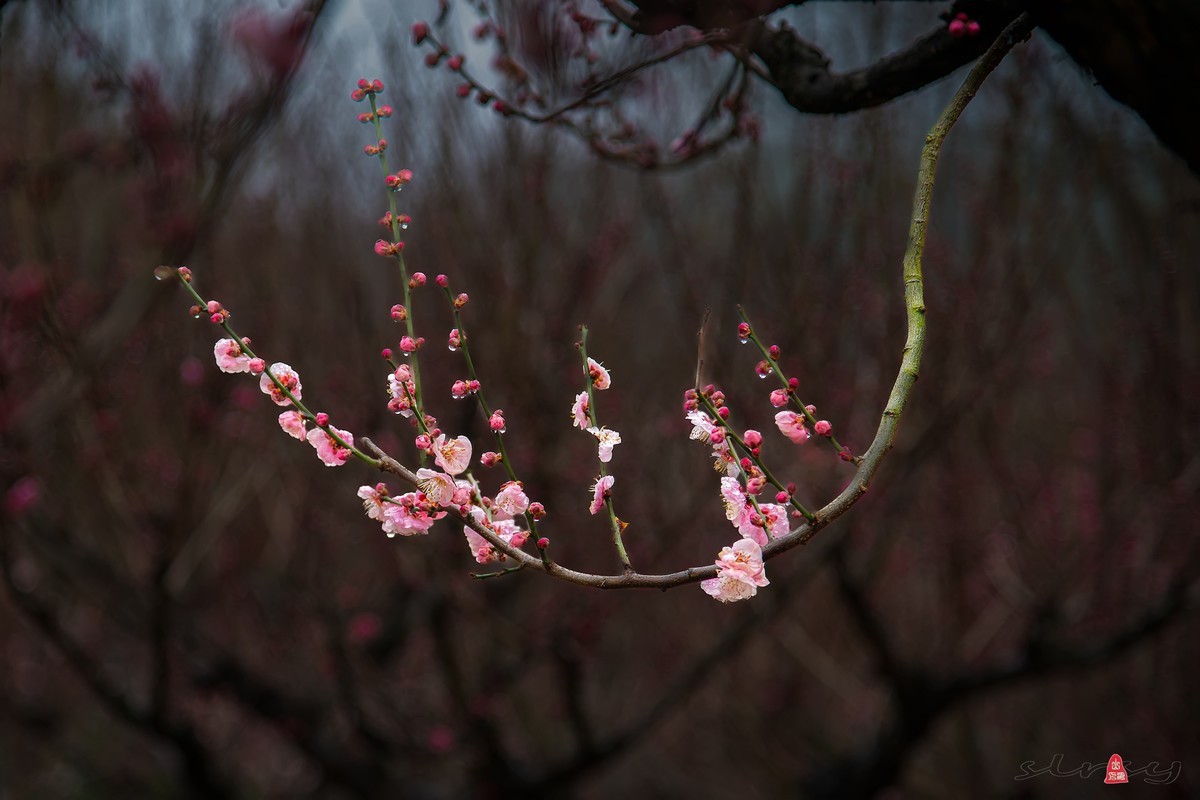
{"left": 1, "top": 1, "right": 1197, "bottom": 797}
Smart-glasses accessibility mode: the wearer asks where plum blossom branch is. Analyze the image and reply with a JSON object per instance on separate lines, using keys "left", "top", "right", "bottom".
{"left": 360, "top": 82, "right": 425, "bottom": 410}
{"left": 737, "top": 306, "right": 855, "bottom": 461}
{"left": 155, "top": 266, "right": 377, "bottom": 469}
{"left": 163, "top": 17, "right": 1029, "bottom": 596}
{"left": 576, "top": 327, "right": 630, "bottom": 571}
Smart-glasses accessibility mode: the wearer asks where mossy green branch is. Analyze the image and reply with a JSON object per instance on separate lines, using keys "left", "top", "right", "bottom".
{"left": 776, "top": 12, "right": 1035, "bottom": 552}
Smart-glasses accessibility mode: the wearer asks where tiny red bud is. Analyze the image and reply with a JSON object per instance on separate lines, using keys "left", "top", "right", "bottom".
{"left": 381, "top": 348, "right": 393, "bottom": 360}
{"left": 357, "top": 78, "right": 370, "bottom": 90}
{"left": 536, "top": 537, "right": 549, "bottom": 550}
{"left": 447, "top": 54, "right": 463, "bottom": 71}
{"left": 315, "top": 412, "right": 330, "bottom": 426}
{"left": 412, "top": 21, "right": 429, "bottom": 44}
{"left": 436, "top": 274, "right": 448, "bottom": 287}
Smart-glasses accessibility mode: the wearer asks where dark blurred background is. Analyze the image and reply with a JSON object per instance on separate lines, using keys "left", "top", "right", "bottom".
{"left": 1, "top": 1, "right": 1197, "bottom": 798}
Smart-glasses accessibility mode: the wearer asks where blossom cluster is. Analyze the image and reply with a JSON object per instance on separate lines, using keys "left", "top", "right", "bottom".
{"left": 212, "top": 330, "right": 357, "bottom": 468}
{"left": 161, "top": 76, "right": 855, "bottom": 603}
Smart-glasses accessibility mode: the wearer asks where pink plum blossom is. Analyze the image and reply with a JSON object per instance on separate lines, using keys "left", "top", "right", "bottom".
{"left": 689, "top": 410, "right": 738, "bottom": 475}
{"left": 432, "top": 433, "right": 472, "bottom": 475}
{"left": 687, "top": 409, "right": 718, "bottom": 443}
{"left": 358, "top": 484, "right": 388, "bottom": 521}
{"left": 260, "top": 362, "right": 302, "bottom": 406}
{"left": 774, "top": 410, "right": 810, "bottom": 444}
{"left": 493, "top": 481, "right": 530, "bottom": 518}
{"left": 306, "top": 425, "right": 354, "bottom": 466}
{"left": 464, "top": 526, "right": 498, "bottom": 563}
{"left": 585, "top": 426, "right": 621, "bottom": 463}
{"left": 214, "top": 337, "right": 251, "bottom": 373}
{"left": 701, "top": 539, "right": 769, "bottom": 603}
{"left": 590, "top": 475, "right": 614, "bottom": 515}
{"left": 380, "top": 492, "right": 445, "bottom": 536}
{"left": 571, "top": 391, "right": 590, "bottom": 429}
{"left": 388, "top": 369, "right": 416, "bottom": 416}
{"left": 416, "top": 468, "right": 457, "bottom": 506}
{"left": 278, "top": 410, "right": 306, "bottom": 440}
{"left": 738, "top": 503, "right": 789, "bottom": 546}
{"left": 720, "top": 476, "right": 751, "bottom": 527}
{"left": 814, "top": 419, "right": 833, "bottom": 437}
{"left": 463, "top": 508, "right": 526, "bottom": 563}
{"left": 586, "top": 357, "right": 611, "bottom": 390}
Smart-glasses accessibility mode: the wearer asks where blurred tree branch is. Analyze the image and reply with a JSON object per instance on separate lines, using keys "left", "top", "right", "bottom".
{"left": 596, "top": 0, "right": 1200, "bottom": 173}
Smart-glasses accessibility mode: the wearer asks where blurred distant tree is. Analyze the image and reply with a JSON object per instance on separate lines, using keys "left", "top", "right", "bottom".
{"left": 622, "top": 0, "right": 1200, "bottom": 173}
{"left": 422, "top": 0, "right": 1200, "bottom": 173}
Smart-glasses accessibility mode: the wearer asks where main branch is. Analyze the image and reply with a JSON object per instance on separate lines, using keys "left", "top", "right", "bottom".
{"left": 365, "top": 13, "right": 1034, "bottom": 591}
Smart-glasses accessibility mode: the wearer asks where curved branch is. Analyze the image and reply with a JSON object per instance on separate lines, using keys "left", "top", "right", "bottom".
{"left": 357, "top": 12, "right": 1034, "bottom": 594}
